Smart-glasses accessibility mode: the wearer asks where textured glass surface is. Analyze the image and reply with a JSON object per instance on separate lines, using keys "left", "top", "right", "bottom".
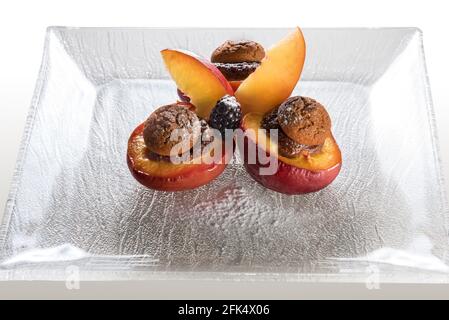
{"left": 0, "top": 28, "right": 448, "bottom": 282}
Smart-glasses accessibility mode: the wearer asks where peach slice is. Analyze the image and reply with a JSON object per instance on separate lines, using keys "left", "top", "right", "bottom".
{"left": 161, "top": 49, "right": 234, "bottom": 119}
{"left": 235, "top": 28, "right": 306, "bottom": 115}
{"left": 229, "top": 81, "right": 242, "bottom": 92}
{"left": 240, "top": 112, "right": 342, "bottom": 194}
{"left": 127, "top": 123, "right": 229, "bottom": 191}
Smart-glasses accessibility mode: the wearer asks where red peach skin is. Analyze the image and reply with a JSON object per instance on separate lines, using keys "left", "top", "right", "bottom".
{"left": 244, "top": 160, "right": 341, "bottom": 194}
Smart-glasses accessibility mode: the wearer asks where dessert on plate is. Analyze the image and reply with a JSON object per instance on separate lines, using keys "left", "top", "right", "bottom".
{"left": 127, "top": 27, "right": 342, "bottom": 194}
{"left": 127, "top": 97, "right": 240, "bottom": 191}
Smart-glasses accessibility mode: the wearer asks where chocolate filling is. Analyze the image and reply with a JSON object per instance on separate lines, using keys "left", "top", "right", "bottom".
{"left": 214, "top": 61, "right": 260, "bottom": 81}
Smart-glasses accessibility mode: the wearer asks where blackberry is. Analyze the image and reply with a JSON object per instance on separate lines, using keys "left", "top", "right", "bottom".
{"left": 209, "top": 95, "right": 242, "bottom": 138}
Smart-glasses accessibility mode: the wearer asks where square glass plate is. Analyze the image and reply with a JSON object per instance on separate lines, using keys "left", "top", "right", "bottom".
{"left": 0, "top": 27, "right": 448, "bottom": 282}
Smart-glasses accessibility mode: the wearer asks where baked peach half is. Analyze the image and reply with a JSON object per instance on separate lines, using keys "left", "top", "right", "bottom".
{"left": 127, "top": 123, "right": 229, "bottom": 191}
{"left": 240, "top": 112, "right": 342, "bottom": 194}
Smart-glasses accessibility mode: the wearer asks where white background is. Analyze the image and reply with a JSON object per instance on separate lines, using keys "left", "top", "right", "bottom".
{"left": 0, "top": 0, "right": 448, "bottom": 299}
